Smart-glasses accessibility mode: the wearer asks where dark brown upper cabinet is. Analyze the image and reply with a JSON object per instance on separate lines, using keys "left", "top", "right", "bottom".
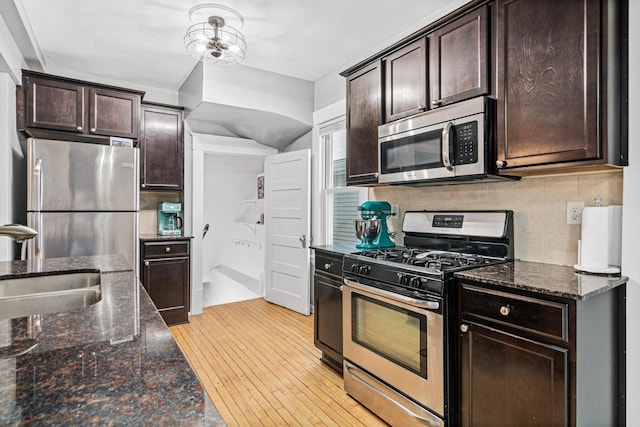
{"left": 429, "top": 5, "right": 489, "bottom": 109}
{"left": 495, "top": 0, "right": 625, "bottom": 173}
{"left": 88, "top": 88, "right": 140, "bottom": 139}
{"left": 346, "top": 61, "right": 382, "bottom": 186}
{"left": 383, "top": 38, "right": 428, "bottom": 122}
{"left": 139, "top": 102, "right": 184, "bottom": 191}
{"left": 25, "top": 75, "right": 85, "bottom": 133}
{"left": 19, "top": 70, "right": 143, "bottom": 143}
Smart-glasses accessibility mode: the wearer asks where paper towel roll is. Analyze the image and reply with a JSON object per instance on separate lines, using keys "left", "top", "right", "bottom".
{"left": 575, "top": 206, "right": 622, "bottom": 273}
{"left": 580, "top": 207, "right": 610, "bottom": 270}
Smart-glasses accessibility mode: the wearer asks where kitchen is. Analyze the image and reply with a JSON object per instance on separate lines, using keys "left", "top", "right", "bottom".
{"left": 0, "top": 0, "right": 638, "bottom": 426}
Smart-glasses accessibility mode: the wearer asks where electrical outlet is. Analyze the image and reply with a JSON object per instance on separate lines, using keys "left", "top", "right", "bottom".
{"left": 566, "top": 201, "right": 585, "bottom": 225}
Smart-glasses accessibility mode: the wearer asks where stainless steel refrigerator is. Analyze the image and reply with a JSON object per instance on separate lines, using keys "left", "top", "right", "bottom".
{"left": 27, "top": 138, "right": 139, "bottom": 270}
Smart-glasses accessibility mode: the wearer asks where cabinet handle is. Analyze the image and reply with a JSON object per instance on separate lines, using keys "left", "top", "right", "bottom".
{"left": 141, "top": 184, "right": 146, "bottom": 188}
{"left": 76, "top": 126, "right": 83, "bottom": 131}
{"left": 165, "top": 247, "right": 171, "bottom": 253}
{"left": 144, "top": 261, "right": 149, "bottom": 266}
{"left": 90, "top": 127, "right": 96, "bottom": 133}
{"left": 496, "top": 160, "right": 507, "bottom": 168}
{"left": 460, "top": 324, "right": 469, "bottom": 333}
{"left": 324, "top": 263, "right": 333, "bottom": 270}
{"left": 417, "top": 104, "right": 425, "bottom": 112}
{"left": 431, "top": 99, "right": 441, "bottom": 108}
{"left": 499, "top": 305, "right": 511, "bottom": 316}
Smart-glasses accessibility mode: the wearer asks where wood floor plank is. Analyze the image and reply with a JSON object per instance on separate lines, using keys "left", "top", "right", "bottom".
{"left": 171, "top": 298, "right": 387, "bottom": 426}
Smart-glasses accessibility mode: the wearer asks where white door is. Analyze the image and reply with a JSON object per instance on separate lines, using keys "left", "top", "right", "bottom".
{"left": 264, "top": 149, "right": 311, "bottom": 315}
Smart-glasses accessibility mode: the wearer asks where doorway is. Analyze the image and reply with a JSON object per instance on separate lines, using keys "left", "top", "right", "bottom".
{"left": 189, "top": 133, "right": 277, "bottom": 314}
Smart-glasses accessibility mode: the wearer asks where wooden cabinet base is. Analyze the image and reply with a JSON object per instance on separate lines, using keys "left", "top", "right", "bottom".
{"left": 159, "top": 309, "right": 189, "bottom": 326}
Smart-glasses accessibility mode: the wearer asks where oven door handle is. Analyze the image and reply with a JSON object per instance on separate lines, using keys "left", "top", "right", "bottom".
{"left": 343, "top": 279, "right": 440, "bottom": 311}
{"left": 345, "top": 362, "right": 443, "bottom": 427}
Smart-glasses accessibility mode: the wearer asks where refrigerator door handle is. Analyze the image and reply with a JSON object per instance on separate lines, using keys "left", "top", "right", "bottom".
{"left": 32, "top": 158, "right": 43, "bottom": 260}
{"left": 34, "top": 158, "right": 42, "bottom": 212}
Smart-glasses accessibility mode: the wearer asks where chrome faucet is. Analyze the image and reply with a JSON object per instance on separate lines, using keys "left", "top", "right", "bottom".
{"left": 0, "top": 224, "right": 38, "bottom": 260}
{"left": 0, "top": 224, "right": 38, "bottom": 243}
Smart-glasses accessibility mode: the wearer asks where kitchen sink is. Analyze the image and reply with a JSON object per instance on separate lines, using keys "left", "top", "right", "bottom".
{"left": 0, "top": 271, "right": 101, "bottom": 319}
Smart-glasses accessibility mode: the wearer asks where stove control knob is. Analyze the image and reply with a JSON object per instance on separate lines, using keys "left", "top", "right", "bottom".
{"left": 350, "top": 263, "right": 359, "bottom": 273}
{"left": 409, "top": 277, "right": 421, "bottom": 288}
{"left": 397, "top": 274, "right": 409, "bottom": 285}
{"left": 359, "top": 265, "right": 370, "bottom": 275}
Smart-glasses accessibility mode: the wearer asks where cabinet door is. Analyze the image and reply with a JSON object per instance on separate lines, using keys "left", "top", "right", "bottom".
{"left": 346, "top": 61, "right": 382, "bottom": 185}
{"left": 140, "top": 105, "right": 184, "bottom": 191}
{"left": 429, "top": 5, "right": 488, "bottom": 108}
{"left": 142, "top": 256, "right": 190, "bottom": 325}
{"left": 313, "top": 275, "right": 343, "bottom": 367}
{"left": 459, "top": 322, "right": 568, "bottom": 427}
{"left": 383, "top": 38, "right": 427, "bottom": 122}
{"left": 88, "top": 87, "right": 140, "bottom": 139}
{"left": 25, "top": 75, "right": 85, "bottom": 133}
{"left": 496, "top": 0, "right": 600, "bottom": 170}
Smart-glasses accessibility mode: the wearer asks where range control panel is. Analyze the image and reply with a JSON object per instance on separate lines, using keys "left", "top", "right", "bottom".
{"left": 433, "top": 214, "right": 464, "bottom": 228}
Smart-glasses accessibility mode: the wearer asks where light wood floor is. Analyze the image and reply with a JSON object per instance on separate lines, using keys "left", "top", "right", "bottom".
{"left": 170, "top": 298, "right": 387, "bottom": 427}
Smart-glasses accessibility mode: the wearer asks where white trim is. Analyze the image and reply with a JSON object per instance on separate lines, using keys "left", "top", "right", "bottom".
{"left": 313, "top": 99, "right": 346, "bottom": 127}
{"left": 191, "top": 133, "right": 278, "bottom": 157}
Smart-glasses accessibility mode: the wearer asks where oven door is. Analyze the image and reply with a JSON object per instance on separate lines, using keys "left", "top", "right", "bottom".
{"left": 342, "top": 278, "right": 445, "bottom": 421}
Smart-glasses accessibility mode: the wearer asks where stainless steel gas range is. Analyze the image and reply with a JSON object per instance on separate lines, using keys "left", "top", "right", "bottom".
{"left": 342, "top": 210, "right": 514, "bottom": 427}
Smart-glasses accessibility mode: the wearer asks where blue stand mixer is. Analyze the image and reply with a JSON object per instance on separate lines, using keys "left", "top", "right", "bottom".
{"left": 354, "top": 201, "right": 396, "bottom": 250}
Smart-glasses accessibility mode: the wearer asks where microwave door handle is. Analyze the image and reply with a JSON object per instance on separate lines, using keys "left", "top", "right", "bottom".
{"left": 442, "top": 122, "right": 453, "bottom": 171}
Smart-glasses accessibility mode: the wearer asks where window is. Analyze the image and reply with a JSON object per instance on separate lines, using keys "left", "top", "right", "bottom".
{"left": 321, "top": 121, "right": 367, "bottom": 244}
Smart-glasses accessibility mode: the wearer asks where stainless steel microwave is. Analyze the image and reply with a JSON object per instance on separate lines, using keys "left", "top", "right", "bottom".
{"left": 378, "top": 96, "right": 507, "bottom": 185}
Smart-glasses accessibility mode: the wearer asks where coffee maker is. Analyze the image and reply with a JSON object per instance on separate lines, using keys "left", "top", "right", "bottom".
{"left": 354, "top": 201, "right": 395, "bottom": 250}
{"left": 158, "top": 202, "right": 182, "bottom": 236}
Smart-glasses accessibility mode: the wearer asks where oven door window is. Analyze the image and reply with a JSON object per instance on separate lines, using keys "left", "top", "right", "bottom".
{"left": 351, "top": 294, "right": 427, "bottom": 377}
{"left": 379, "top": 129, "right": 443, "bottom": 174}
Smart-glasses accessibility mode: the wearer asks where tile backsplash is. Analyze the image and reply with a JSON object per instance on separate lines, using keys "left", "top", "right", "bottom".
{"left": 369, "top": 170, "right": 623, "bottom": 266}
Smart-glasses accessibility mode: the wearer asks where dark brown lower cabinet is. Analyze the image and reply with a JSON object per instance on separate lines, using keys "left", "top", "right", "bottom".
{"left": 141, "top": 239, "right": 190, "bottom": 326}
{"left": 313, "top": 249, "right": 344, "bottom": 372}
{"left": 460, "top": 323, "right": 567, "bottom": 426}
{"left": 459, "top": 281, "right": 624, "bottom": 427}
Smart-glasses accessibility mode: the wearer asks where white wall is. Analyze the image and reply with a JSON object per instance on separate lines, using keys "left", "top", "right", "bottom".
{"left": 0, "top": 74, "right": 15, "bottom": 260}
{"left": 202, "top": 154, "right": 266, "bottom": 271}
{"left": 623, "top": 0, "right": 639, "bottom": 422}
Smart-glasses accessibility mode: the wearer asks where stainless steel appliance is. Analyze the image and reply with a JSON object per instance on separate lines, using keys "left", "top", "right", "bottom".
{"left": 158, "top": 202, "right": 183, "bottom": 236}
{"left": 378, "top": 97, "right": 516, "bottom": 185}
{"left": 342, "top": 210, "right": 514, "bottom": 427}
{"left": 27, "top": 138, "right": 139, "bottom": 270}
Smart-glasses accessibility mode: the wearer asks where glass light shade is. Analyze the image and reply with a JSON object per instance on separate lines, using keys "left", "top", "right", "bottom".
{"left": 184, "top": 21, "right": 247, "bottom": 65}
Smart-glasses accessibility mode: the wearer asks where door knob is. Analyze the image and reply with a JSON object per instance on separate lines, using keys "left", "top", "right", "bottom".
{"left": 460, "top": 324, "right": 469, "bottom": 333}
{"left": 496, "top": 160, "right": 507, "bottom": 168}
{"left": 299, "top": 235, "right": 307, "bottom": 248}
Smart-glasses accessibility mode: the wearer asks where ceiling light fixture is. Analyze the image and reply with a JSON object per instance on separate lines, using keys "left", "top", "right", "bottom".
{"left": 184, "top": 4, "right": 247, "bottom": 65}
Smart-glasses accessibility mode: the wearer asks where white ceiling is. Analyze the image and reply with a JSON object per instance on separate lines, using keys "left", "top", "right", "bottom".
{"left": 17, "top": 0, "right": 460, "bottom": 90}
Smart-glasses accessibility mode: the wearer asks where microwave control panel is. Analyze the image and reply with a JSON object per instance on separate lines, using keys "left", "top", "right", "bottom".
{"left": 455, "top": 121, "right": 478, "bottom": 165}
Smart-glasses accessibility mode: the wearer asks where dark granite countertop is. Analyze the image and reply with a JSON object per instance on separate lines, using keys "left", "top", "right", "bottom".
{"left": 0, "top": 255, "right": 224, "bottom": 426}
{"left": 311, "top": 243, "right": 361, "bottom": 255}
{"left": 139, "top": 234, "right": 194, "bottom": 241}
{"left": 455, "top": 260, "right": 628, "bottom": 300}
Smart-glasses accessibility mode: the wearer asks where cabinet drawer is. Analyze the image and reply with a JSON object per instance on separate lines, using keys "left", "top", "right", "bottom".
{"left": 143, "top": 241, "right": 190, "bottom": 258}
{"left": 461, "top": 284, "right": 568, "bottom": 342}
{"left": 314, "top": 251, "right": 343, "bottom": 277}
